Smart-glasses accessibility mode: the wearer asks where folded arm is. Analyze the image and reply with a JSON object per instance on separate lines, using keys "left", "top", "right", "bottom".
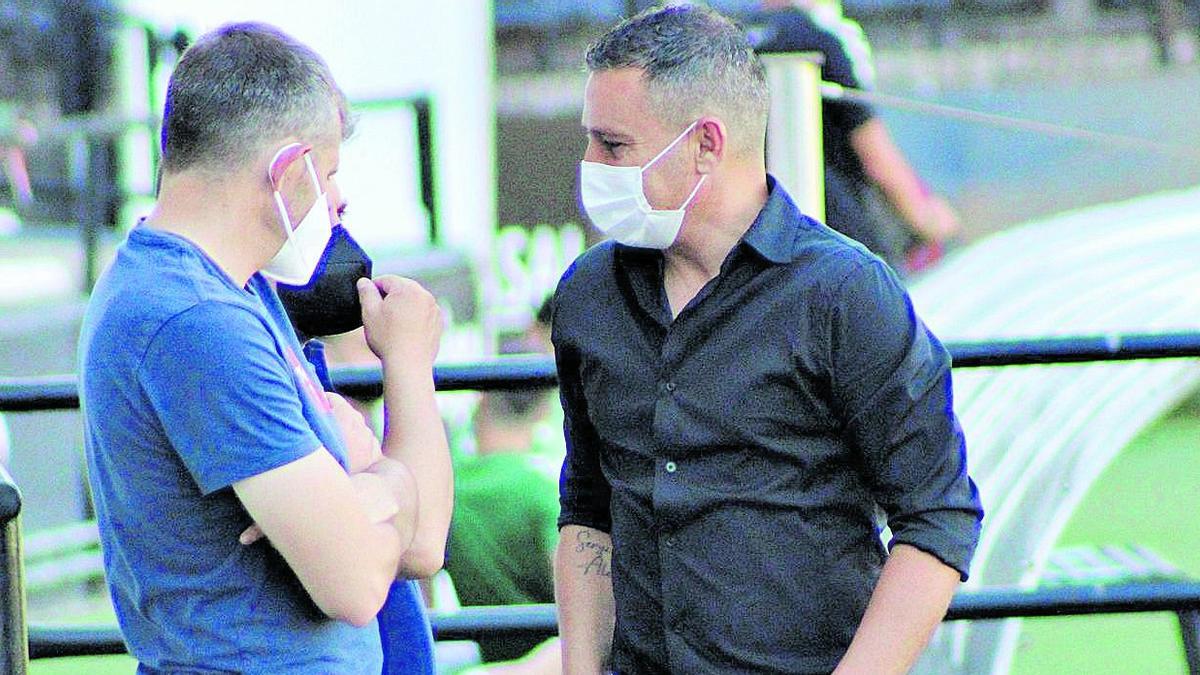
{"left": 233, "top": 447, "right": 415, "bottom": 626}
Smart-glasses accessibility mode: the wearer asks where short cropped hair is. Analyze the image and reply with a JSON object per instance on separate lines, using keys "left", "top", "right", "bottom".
{"left": 160, "top": 22, "right": 351, "bottom": 173}
{"left": 487, "top": 335, "right": 551, "bottom": 420}
{"left": 586, "top": 4, "right": 768, "bottom": 154}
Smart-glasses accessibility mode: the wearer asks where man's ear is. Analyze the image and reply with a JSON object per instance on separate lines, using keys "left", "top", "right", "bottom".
{"left": 695, "top": 117, "right": 726, "bottom": 174}
{"left": 268, "top": 142, "right": 310, "bottom": 191}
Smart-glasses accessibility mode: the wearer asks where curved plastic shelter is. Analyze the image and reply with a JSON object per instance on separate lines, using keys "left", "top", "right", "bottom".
{"left": 909, "top": 186, "right": 1200, "bottom": 673}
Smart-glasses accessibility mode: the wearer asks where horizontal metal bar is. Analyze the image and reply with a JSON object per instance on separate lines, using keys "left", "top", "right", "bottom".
{"left": 944, "top": 581, "right": 1200, "bottom": 621}
{"left": 430, "top": 582, "right": 1200, "bottom": 640}
{"left": 333, "top": 355, "right": 558, "bottom": 401}
{"left": 28, "top": 582, "right": 1200, "bottom": 657}
{"left": 948, "top": 332, "right": 1200, "bottom": 368}
{"left": 28, "top": 625, "right": 126, "bottom": 659}
{"left": 431, "top": 604, "right": 558, "bottom": 642}
{"left": 0, "top": 374, "right": 77, "bottom": 414}
{"left": 2, "top": 332, "right": 1198, "bottom": 412}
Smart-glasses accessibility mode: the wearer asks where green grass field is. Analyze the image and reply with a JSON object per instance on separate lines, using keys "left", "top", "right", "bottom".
{"left": 1010, "top": 396, "right": 1200, "bottom": 675}
{"left": 25, "top": 399, "right": 1200, "bottom": 674}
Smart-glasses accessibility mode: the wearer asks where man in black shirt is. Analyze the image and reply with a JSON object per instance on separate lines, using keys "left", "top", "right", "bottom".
{"left": 553, "top": 5, "right": 983, "bottom": 674}
{"left": 746, "top": 0, "right": 960, "bottom": 274}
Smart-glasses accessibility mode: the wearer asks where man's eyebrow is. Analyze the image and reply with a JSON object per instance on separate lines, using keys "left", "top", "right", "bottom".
{"left": 584, "top": 126, "right": 634, "bottom": 142}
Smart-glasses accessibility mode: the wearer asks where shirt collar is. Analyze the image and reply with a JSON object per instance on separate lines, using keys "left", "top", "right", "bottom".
{"left": 738, "top": 175, "right": 804, "bottom": 265}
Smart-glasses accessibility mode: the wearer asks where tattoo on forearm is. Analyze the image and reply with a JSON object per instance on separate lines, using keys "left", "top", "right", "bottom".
{"left": 574, "top": 530, "right": 611, "bottom": 577}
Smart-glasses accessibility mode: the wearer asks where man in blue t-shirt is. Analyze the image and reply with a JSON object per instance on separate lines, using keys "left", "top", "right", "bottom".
{"left": 78, "top": 22, "right": 453, "bottom": 673}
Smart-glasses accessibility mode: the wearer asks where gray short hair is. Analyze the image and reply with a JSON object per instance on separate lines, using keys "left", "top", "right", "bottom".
{"left": 160, "top": 22, "right": 351, "bottom": 174}
{"left": 586, "top": 4, "right": 768, "bottom": 154}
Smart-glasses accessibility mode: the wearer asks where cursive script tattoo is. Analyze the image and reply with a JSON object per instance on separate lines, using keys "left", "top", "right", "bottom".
{"left": 575, "top": 530, "right": 612, "bottom": 577}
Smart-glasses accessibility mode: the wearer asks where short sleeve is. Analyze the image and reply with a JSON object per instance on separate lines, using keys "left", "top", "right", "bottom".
{"left": 754, "top": 10, "right": 874, "bottom": 134}
{"left": 826, "top": 261, "right": 983, "bottom": 579}
{"left": 816, "top": 28, "right": 874, "bottom": 135}
{"left": 139, "top": 301, "right": 322, "bottom": 495}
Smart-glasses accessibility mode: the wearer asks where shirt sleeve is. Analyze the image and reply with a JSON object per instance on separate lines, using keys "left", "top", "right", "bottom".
{"left": 552, "top": 305, "right": 613, "bottom": 534}
{"left": 825, "top": 260, "right": 983, "bottom": 580}
{"left": 139, "top": 301, "right": 323, "bottom": 495}
{"left": 815, "top": 23, "right": 875, "bottom": 136}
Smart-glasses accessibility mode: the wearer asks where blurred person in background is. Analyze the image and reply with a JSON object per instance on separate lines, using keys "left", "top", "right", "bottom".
{"left": 78, "top": 22, "right": 452, "bottom": 673}
{"left": 747, "top": 0, "right": 961, "bottom": 275}
{"left": 0, "top": 104, "right": 35, "bottom": 234}
{"left": 445, "top": 301, "right": 563, "bottom": 674}
{"left": 0, "top": 110, "right": 34, "bottom": 206}
{"left": 553, "top": 5, "right": 982, "bottom": 673}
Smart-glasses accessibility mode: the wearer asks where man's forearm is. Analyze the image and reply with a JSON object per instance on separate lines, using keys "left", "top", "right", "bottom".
{"left": 834, "top": 544, "right": 961, "bottom": 675}
{"left": 379, "top": 360, "right": 452, "bottom": 578}
{"left": 849, "top": 119, "right": 941, "bottom": 238}
{"left": 555, "top": 525, "right": 616, "bottom": 675}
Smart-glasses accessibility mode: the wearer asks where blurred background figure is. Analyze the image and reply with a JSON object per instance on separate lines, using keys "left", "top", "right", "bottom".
{"left": 0, "top": 107, "right": 36, "bottom": 205}
{"left": 444, "top": 300, "right": 562, "bottom": 673}
{"left": 747, "top": 0, "right": 962, "bottom": 275}
{"left": 0, "top": 105, "right": 36, "bottom": 236}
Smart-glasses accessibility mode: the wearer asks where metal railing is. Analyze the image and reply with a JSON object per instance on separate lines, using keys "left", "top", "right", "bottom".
{"left": 3, "top": 331, "right": 1199, "bottom": 413}
{"left": 2, "top": 330, "right": 1199, "bottom": 672}
{"left": 0, "top": 462, "right": 29, "bottom": 675}
{"left": 23, "top": 586, "right": 1200, "bottom": 666}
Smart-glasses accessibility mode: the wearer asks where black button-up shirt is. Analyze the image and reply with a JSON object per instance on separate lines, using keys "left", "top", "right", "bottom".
{"left": 552, "top": 177, "right": 983, "bottom": 674}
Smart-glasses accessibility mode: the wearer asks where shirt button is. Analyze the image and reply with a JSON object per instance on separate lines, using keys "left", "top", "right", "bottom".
{"left": 665, "top": 381, "right": 677, "bottom": 392}
{"left": 664, "top": 535, "right": 675, "bottom": 548}
{"left": 665, "top": 461, "right": 677, "bottom": 473}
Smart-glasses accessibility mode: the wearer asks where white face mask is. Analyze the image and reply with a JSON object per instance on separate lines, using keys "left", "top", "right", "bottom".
{"left": 579, "top": 121, "right": 707, "bottom": 250}
{"left": 262, "top": 146, "right": 334, "bottom": 286}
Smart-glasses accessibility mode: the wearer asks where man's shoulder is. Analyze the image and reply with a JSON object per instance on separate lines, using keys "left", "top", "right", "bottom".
{"left": 82, "top": 269, "right": 274, "bottom": 402}
{"left": 87, "top": 233, "right": 256, "bottom": 333}
{"left": 744, "top": 8, "right": 835, "bottom": 54}
{"left": 770, "top": 211, "right": 886, "bottom": 294}
{"left": 563, "top": 240, "right": 618, "bottom": 279}
{"left": 554, "top": 240, "right": 619, "bottom": 300}
{"left": 87, "top": 273, "right": 261, "bottom": 352}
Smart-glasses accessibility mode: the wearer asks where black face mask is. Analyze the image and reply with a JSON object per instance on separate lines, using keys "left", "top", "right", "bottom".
{"left": 277, "top": 224, "right": 373, "bottom": 340}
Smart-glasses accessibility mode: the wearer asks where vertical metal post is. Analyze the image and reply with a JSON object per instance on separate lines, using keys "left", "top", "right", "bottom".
{"left": 0, "top": 462, "right": 28, "bottom": 675}
{"left": 412, "top": 98, "right": 439, "bottom": 245}
{"left": 1179, "top": 610, "right": 1200, "bottom": 675}
{"left": 762, "top": 52, "right": 825, "bottom": 223}
{"left": 70, "top": 133, "right": 97, "bottom": 293}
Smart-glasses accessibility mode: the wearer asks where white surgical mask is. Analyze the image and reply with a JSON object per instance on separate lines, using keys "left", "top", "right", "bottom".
{"left": 579, "top": 121, "right": 707, "bottom": 250}
{"left": 262, "top": 146, "right": 334, "bottom": 286}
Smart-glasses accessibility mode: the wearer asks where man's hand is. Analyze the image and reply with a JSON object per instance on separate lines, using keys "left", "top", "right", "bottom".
{"left": 347, "top": 468, "right": 404, "bottom": 525}
{"left": 327, "top": 391, "right": 382, "bottom": 474}
{"left": 356, "top": 276, "right": 442, "bottom": 367}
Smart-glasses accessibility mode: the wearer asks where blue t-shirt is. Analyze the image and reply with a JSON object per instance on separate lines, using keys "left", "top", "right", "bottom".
{"left": 79, "top": 226, "right": 383, "bottom": 674}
